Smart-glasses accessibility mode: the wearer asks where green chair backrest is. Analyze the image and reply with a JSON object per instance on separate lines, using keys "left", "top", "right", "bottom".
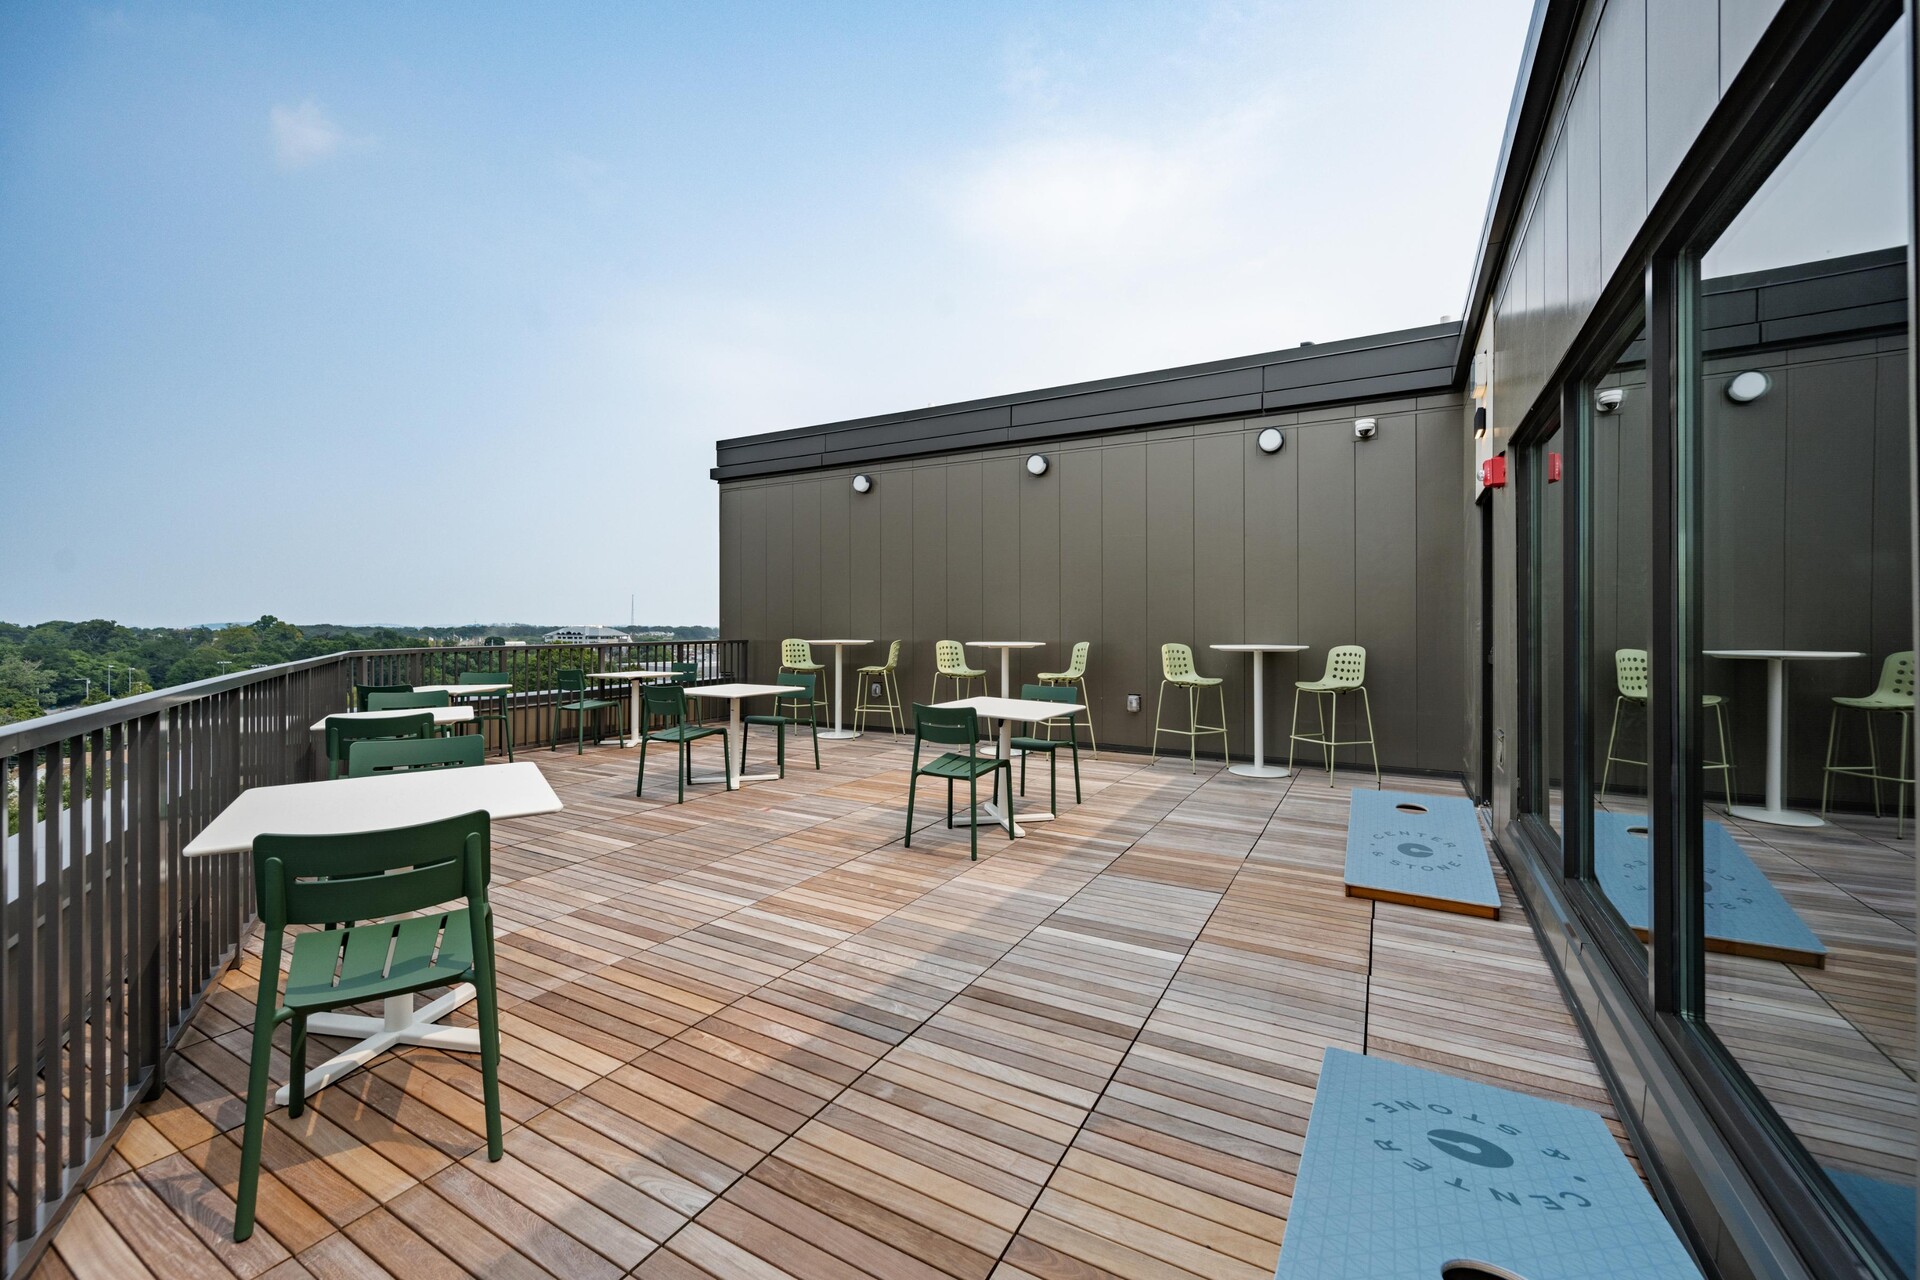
{"left": 672, "top": 661, "right": 699, "bottom": 685}
{"left": 913, "top": 702, "right": 981, "bottom": 748}
{"left": 1874, "top": 651, "right": 1916, "bottom": 700}
{"left": 881, "top": 640, "right": 901, "bottom": 671}
{"left": 777, "top": 672, "right": 817, "bottom": 702}
{"left": 1161, "top": 643, "right": 1199, "bottom": 682}
{"left": 781, "top": 639, "right": 816, "bottom": 667}
{"left": 558, "top": 668, "right": 588, "bottom": 694}
{"left": 458, "top": 671, "right": 512, "bottom": 689}
{"left": 355, "top": 683, "right": 412, "bottom": 711}
{"left": 347, "top": 735, "right": 485, "bottom": 777}
{"left": 935, "top": 640, "right": 970, "bottom": 674}
{"left": 1061, "top": 642, "right": 1090, "bottom": 680}
{"left": 1323, "top": 645, "right": 1367, "bottom": 688}
{"left": 367, "top": 690, "right": 452, "bottom": 710}
{"left": 325, "top": 712, "right": 435, "bottom": 774}
{"left": 255, "top": 811, "right": 487, "bottom": 931}
{"left": 1615, "top": 648, "right": 1650, "bottom": 701}
{"left": 1021, "top": 684, "right": 1077, "bottom": 736}
{"left": 642, "top": 683, "right": 690, "bottom": 725}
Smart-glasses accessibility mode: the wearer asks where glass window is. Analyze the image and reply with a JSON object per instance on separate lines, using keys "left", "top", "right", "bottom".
{"left": 1528, "top": 424, "right": 1565, "bottom": 835}
{"left": 1585, "top": 311, "right": 1653, "bottom": 957}
{"left": 1692, "top": 21, "right": 1913, "bottom": 1271}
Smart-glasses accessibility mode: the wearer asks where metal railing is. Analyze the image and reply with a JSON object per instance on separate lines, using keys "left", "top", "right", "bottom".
{"left": 0, "top": 638, "right": 742, "bottom": 1276}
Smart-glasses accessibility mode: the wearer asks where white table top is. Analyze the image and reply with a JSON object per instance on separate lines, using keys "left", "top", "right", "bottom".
{"left": 807, "top": 639, "right": 870, "bottom": 646}
{"left": 1705, "top": 650, "right": 1864, "bottom": 661}
{"left": 936, "top": 695, "right": 1084, "bottom": 721}
{"left": 311, "top": 706, "right": 474, "bottom": 732}
{"left": 183, "top": 762, "right": 562, "bottom": 857}
{"left": 966, "top": 640, "right": 1046, "bottom": 650}
{"left": 687, "top": 682, "right": 797, "bottom": 700}
{"left": 412, "top": 683, "right": 511, "bottom": 696}
{"left": 587, "top": 670, "right": 681, "bottom": 682}
{"left": 1210, "top": 643, "right": 1310, "bottom": 653}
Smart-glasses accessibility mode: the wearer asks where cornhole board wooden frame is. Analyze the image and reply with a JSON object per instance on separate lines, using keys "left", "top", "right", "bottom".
{"left": 1274, "top": 1048, "right": 1702, "bottom": 1279}
{"left": 1344, "top": 789, "right": 1499, "bottom": 919}
{"left": 1592, "top": 812, "right": 1826, "bottom": 967}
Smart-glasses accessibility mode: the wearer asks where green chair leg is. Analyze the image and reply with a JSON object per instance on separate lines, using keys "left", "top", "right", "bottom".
{"left": 469, "top": 900, "right": 505, "bottom": 1161}
{"left": 968, "top": 774, "right": 978, "bottom": 860}
{"left": 905, "top": 770, "right": 919, "bottom": 848}
{"left": 233, "top": 952, "right": 281, "bottom": 1243}
{"left": 636, "top": 735, "right": 649, "bottom": 797}
{"left": 286, "top": 1014, "right": 309, "bottom": 1119}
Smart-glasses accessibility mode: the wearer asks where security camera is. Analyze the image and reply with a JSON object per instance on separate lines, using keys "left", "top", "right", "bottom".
{"left": 1353, "top": 418, "right": 1378, "bottom": 440}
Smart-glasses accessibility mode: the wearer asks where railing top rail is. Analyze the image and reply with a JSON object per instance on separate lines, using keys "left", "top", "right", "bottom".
{"left": 0, "top": 639, "right": 741, "bottom": 756}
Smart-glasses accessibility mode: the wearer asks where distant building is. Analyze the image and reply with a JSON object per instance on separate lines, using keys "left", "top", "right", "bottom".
{"left": 542, "top": 625, "right": 632, "bottom": 644}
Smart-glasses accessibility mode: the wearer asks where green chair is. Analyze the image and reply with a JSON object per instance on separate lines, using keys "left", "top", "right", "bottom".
{"left": 1037, "top": 641, "right": 1098, "bottom": 752}
{"left": 233, "top": 811, "right": 502, "bottom": 1242}
{"left": 931, "top": 640, "right": 987, "bottom": 703}
{"left": 1602, "top": 648, "right": 1734, "bottom": 805}
{"left": 905, "top": 703, "right": 1013, "bottom": 861}
{"left": 1012, "top": 684, "right": 1081, "bottom": 812}
{"left": 1822, "top": 650, "right": 1915, "bottom": 831}
{"left": 552, "top": 668, "right": 617, "bottom": 754}
{"left": 459, "top": 670, "right": 514, "bottom": 760}
{"left": 366, "top": 690, "right": 451, "bottom": 711}
{"left": 855, "top": 640, "right": 904, "bottom": 733}
{"left": 636, "top": 684, "right": 729, "bottom": 803}
{"left": 672, "top": 661, "right": 705, "bottom": 724}
{"left": 324, "top": 711, "right": 434, "bottom": 780}
{"left": 1153, "top": 643, "right": 1229, "bottom": 772}
{"left": 1288, "top": 645, "right": 1381, "bottom": 787}
{"left": 354, "top": 683, "right": 412, "bottom": 711}
{"left": 347, "top": 735, "right": 485, "bottom": 776}
{"left": 743, "top": 672, "right": 821, "bottom": 777}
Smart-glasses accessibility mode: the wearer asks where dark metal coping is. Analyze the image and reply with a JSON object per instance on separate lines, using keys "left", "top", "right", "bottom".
{"left": 1703, "top": 246, "right": 1907, "bottom": 352}
{"left": 712, "top": 321, "right": 1461, "bottom": 481}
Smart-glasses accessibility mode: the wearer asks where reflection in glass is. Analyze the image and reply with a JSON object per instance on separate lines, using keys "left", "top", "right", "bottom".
{"left": 1584, "top": 313, "right": 1653, "bottom": 956}
{"left": 1695, "top": 21, "right": 1914, "bottom": 1273}
{"left": 1533, "top": 426, "right": 1564, "bottom": 835}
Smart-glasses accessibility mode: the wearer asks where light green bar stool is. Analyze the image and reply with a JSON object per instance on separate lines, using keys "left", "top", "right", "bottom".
{"left": 1037, "top": 640, "right": 1098, "bottom": 753}
{"left": 931, "top": 639, "right": 988, "bottom": 703}
{"left": 1822, "top": 650, "right": 1915, "bottom": 832}
{"left": 1152, "top": 643, "right": 1228, "bottom": 772}
{"left": 1601, "top": 648, "right": 1734, "bottom": 805}
{"left": 778, "top": 639, "right": 829, "bottom": 722}
{"left": 855, "top": 640, "right": 904, "bottom": 733}
{"left": 1288, "top": 645, "right": 1381, "bottom": 787}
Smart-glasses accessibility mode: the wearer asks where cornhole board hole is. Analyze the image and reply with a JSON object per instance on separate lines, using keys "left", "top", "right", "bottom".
{"left": 1275, "top": 1047, "right": 1702, "bottom": 1279}
{"left": 1345, "top": 789, "right": 1499, "bottom": 918}
{"left": 1592, "top": 812, "right": 1826, "bottom": 967}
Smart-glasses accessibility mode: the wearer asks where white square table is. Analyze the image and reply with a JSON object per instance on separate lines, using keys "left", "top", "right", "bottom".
{"left": 934, "top": 694, "right": 1084, "bottom": 835}
{"left": 1705, "top": 649, "right": 1864, "bottom": 826}
{"left": 686, "top": 683, "right": 799, "bottom": 789}
{"left": 310, "top": 706, "right": 474, "bottom": 732}
{"left": 182, "top": 761, "right": 563, "bottom": 1105}
{"left": 1211, "top": 644, "right": 1310, "bottom": 778}
{"left": 806, "top": 639, "right": 870, "bottom": 740}
{"left": 411, "top": 683, "right": 511, "bottom": 698}
{"left": 587, "top": 669, "right": 684, "bottom": 746}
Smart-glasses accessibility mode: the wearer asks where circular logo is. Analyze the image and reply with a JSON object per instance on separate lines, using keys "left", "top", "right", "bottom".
{"left": 1397, "top": 842, "right": 1435, "bottom": 859}
{"left": 1426, "top": 1129, "right": 1515, "bottom": 1168}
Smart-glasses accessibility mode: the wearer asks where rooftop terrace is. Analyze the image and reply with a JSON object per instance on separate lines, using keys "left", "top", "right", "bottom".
{"left": 29, "top": 735, "right": 1609, "bottom": 1280}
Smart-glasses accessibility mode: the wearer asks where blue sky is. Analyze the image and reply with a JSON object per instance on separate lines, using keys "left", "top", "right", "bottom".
{"left": 2, "top": 1, "right": 1532, "bottom": 628}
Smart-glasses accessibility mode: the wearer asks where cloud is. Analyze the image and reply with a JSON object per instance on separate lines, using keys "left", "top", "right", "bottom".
{"left": 269, "top": 100, "right": 349, "bottom": 170}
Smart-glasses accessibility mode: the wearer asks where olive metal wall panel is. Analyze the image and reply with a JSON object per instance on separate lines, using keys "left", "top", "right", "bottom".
{"left": 1194, "top": 430, "right": 1249, "bottom": 748}
{"left": 1100, "top": 443, "right": 1149, "bottom": 748}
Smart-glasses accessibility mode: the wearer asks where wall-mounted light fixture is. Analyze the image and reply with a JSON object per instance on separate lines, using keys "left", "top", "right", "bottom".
{"left": 1594, "top": 388, "right": 1625, "bottom": 414}
{"left": 1353, "top": 418, "right": 1378, "bottom": 440}
{"left": 1025, "top": 453, "right": 1049, "bottom": 476}
{"left": 1473, "top": 407, "right": 1488, "bottom": 440}
{"left": 1725, "top": 370, "right": 1771, "bottom": 403}
{"left": 852, "top": 474, "right": 873, "bottom": 494}
{"left": 1257, "top": 427, "right": 1284, "bottom": 454}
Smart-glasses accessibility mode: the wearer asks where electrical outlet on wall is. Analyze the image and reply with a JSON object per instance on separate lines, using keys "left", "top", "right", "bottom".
{"left": 1126, "top": 694, "right": 1142, "bottom": 713}
{"left": 870, "top": 681, "right": 883, "bottom": 698}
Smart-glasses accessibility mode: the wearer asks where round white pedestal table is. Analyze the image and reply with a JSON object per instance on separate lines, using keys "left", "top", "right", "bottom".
{"left": 1705, "top": 649, "right": 1863, "bottom": 827}
{"left": 1210, "top": 644, "right": 1310, "bottom": 778}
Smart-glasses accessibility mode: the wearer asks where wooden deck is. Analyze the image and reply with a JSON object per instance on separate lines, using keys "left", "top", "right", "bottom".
{"left": 32, "top": 735, "right": 1616, "bottom": 1280}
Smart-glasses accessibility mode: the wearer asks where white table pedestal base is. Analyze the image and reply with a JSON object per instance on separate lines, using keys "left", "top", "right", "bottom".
{"left": 1727, "top": 803, "right": 1827, "bottom": 828}
{"left": 275, "top": 984, "right": 478, "bottom": 1106}
{"left": 1229, "top": 763, "right": 1291, "bottom": 779}
{"left": 821, "top": 644, "right": 861, "bottom": 739}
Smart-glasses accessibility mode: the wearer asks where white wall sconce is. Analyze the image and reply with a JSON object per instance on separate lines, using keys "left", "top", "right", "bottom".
{"left": 852, "top": 474, "right": 873, "bottom": 494}
{"left": 1025, "top": 453, "right": 1049, "bottom": 476}
{"left": 1354, "top": 418, "right": 1378, "bottom": 440}
{"left": 1257, "top": 427, "right": 1285, "bottom": 454}
{"left": 1594, "top": 388, "right": 1625, "bottom": 414}
{"left": 1725, "top": 371, "right": 1771, "bottom": 403}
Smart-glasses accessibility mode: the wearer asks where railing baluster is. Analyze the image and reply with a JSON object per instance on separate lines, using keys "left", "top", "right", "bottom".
{"left": 14, "top": 752, "right": 37, "bottom": 1245}
{"left": 107, "top": 724, "right": 126, "bottom": 1114}
{"left": 67, "top": 733, "right": 86, "bottom": 1171}
{"left": 40, "top": 742, "right": 62, "bottom": 1209}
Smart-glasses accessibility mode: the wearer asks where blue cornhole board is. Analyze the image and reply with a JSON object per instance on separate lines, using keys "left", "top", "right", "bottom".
{"left": 1827, "top": 1168, "right": 1916, "bottom": 1279}
{"left": 1345, "top": 789, "right": 1500, "bottom": 918}
{"left": 1592, "top": 812, "right": 1826, "bottom": 967}
{"left": 1275, "top": 1048, "right": 1701, "bottom": 1279}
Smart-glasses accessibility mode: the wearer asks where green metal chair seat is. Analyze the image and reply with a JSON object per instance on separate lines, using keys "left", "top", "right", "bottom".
{"left": 917, "top": 751, "right": 1005, "bottom": 780}
{"left": 558, "top": 696, "right": 617, "bottom": 711}
{"left": 284, "top": 910, "right": 476, "bottom": 1011}
{"left": 649, "top": 721, "right": 724, "bottom": 742}
{"left": 1008, "top": 735, "right": 1059, "bottom": 751}
{"left": 1834, "top": 691, "right": 1913, "bottom": 710}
